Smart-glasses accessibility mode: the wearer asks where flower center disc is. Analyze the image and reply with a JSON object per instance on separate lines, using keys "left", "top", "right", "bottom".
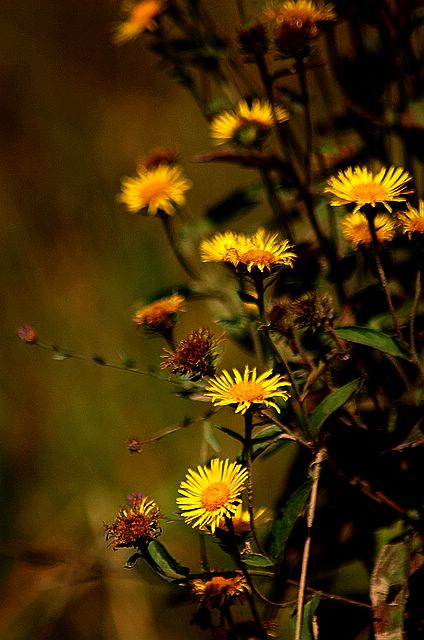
{"left": 239, "top": 248, "right": 276, "bottom": 268}
{"left": 141, "top": 179, "right": 168, "bottom": 202}
{"left": 230, "top": 380, "right": 267, "bottom": 403}
{"left": 351, "top": 183, "right": 387, "bottom": 203}
{"left": 201, "top": 482, "right": 231, "bottom": 511}
{"left": 132, "top": 1, "right": 160, "bottom": 25}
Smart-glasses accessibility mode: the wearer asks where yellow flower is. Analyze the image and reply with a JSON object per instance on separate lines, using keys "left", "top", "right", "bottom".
{"left": 340, "top": 212, "right": 396, "bottom": 249}
{"left": 199, "top": 228, "right": 296, "bottom": 273}
{"left": 324, "top": 165, "right": 413, "bottom": 214}
{"left": 177, "top": 458, "right": 249, "bottom": 534}
{"left": 105, "top": 495, "right": 161, "bottom": 549}
{"left": 118, "top": 164, "right": 192, "bottom": 216}
{"left": 132, "top": 294, "right": 185, "bottom": 333}
{"left": 191, "top": 575, "right": 249, "bottom": 607}
{"left": 210, "top": 99, "right": 289, "bottom": 146}
{"left": 113, "top": 0, "right": 166, "bottom": 45}
{"left": 219, "top": 503, "right": 272, "bottom": 535}
{"left": 398, "top": 200, "right": 424, "bottom": 238}
{"left": 205, "top": 366, "right": 291, "bottom": 414}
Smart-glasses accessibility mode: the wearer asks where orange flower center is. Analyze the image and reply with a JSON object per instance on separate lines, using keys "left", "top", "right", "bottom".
{"left": 201, "top": 482, "right": 231, "bottom": 511}
{"left": 239, "top": 248, "right": 276, "bottom": 268}
{"left": 141, "top": 179, "right": 168, "bottom": 202}
{"left": 204, "top": 576, "right": 232, "bottom": 595}
{"left": 230, "top": 381, "right": 267, "bottom": 403}
{"left": 351, "top": 183, "right": 388, "bottom": 203}
{"left": 132, "top": 1, "right": 162, "bottom": 25}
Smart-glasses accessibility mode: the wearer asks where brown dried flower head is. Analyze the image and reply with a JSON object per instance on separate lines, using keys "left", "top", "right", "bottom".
{"left": 268, "top": 298, "right": 295, "bottom": 336}
{"left": 161, "top": 328, "right": 223, "bottom": 379}
{"left": 17, "top": 324, "right": 38, "bottom": 344}
{"left": 238, "top": 23, "right": 269, "bottom": 58}
{"left": 291, "top": 292, "right": 334, "bottom": 331}
{"left": 191, "top": 575, "right": 250, "bottom": 608}
{"left": 105, "top": 494, "right": 161, "bottom": 550}
{"left": 138, "top": 147, "right": 179, "bottom": 171}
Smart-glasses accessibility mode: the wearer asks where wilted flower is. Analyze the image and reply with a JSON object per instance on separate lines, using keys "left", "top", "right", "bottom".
{"left": 127, "top": 436, "right": 143, "bottom": 454}
{"left": 138, "top": 147, "right": 179, "bottom": 170}
{"left": 105, "top": 495, "right": 162, "bottom": 549}
{"left": 177, "top": 458, "right": 248, "bottom": 534}
{"left": 398, "top": 200, "right": 424, "bottom": 238}
{"left": 132, "top": 294, "right": 185, "bottom": 337}
{"left": 290, "top": 292, "right": 334, "bottom": 331}
{"left": 324, "top": 166, "right": 412, "bottom": 214}
{"left": 17, "top": 324, "right": 38, "bottom": 344}
{"left": 238, "top": 23, "right": 269, "bottom": 58}
{"left": 263, "top": 0, "right": 336, "bottom": 57}
{"left": 205, "top": 366, "right": 291, "bottom": 414}
{"left": 210, "top": 99, "right": 289, "bottom": 147}
{"left": 113, "top": 0, "right": 166, "bottom": 45}
{"left": 161, "top": 328, "right": 223, "bottom": 379}
{"left": 268, "top": 299, "right": 295, "bottom": 336}
{"left": 341, "top": 212, "right": 396, "bottom": 249}
{"left": 118, "top": 164, "right": 192, "bottom": 216}
{"left": 191, "top": 575, "right": 250, "bottom": 608}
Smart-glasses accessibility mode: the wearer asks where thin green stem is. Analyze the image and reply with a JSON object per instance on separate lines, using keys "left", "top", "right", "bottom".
{"left": 244, "top": 412, "right": 266, "bottom": 555}
{"left": 296, "top": 56, "right": 313, "bottom": 188}
{"left": 409, "top": 269, "right": 422, "bottom": 367}
{"left": 260, "top": 169, "right": 294, "bottom": 243}
{"left": 161, "top": 214, "right": 198, "bottom": 280}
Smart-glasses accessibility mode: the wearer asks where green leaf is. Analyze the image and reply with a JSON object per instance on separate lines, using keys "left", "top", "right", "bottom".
{"left": 251, "top": 424, "right": 292, "bottom": 459}
{"left": 242, "top": 553, "right": 274, "bottom": 567}
{"left": 370, "top": 540, "right": 409, "bottom": 640}
{"left": 125, "top": 552, "right": 142, "bottom": 569}
{"left": 309, "top": 378, "right": 361, "bottom": 438}
{"left": 144, "top": 541, "right": 190, "bottom": 582}
{"left": 203, "top": 421, "right": 221, "bottom": 453}
{"left": 334, "top": 326, "right": 410, "bottom": 360}
{"left": 215, "top": 425, "right": 244, "bottom": 444}
{"left": 205, "top": 185, "right": 262, "bottom": 224}
{"left": 291, "top": 593, "right": 321, "bottom": 640}
{"left": 268, "top": 482, "right": 312, "bottom": 562}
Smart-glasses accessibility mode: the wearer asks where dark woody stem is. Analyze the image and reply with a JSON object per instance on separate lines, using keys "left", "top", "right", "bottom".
{"left": 296, "top": 56, "right": 313, "bottom": 188}
{"left": 243, "top": 411, "right": 266, "bottom": 555}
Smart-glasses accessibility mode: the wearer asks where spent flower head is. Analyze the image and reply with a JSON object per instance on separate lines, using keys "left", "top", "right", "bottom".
{"left": 113, "top": 0, "right": 167, "bottom": 45}
{"left": 132, "top": 294, "right": 185, "bottom": 337}
{"left": 17, "top": 324, "right": 38, "bottom": 344}
{"left": 398, "top": 200, "right": 424, "bottom": 238}
{"left": 341, "top": 212, "right": 396, "bottom": 249}
{"left": 291, "top": 292, "right": 334, "bottom": 331}
{"left": 118, "top": 163, "right": 192, "bottom": 216}
{"left": 137, "top": 147, "right": 179, "bottom": 170}
{"left": 205, "top": 366, "right": 291, "bottom": 414}
{"left": 263, "top": 0, "right": 336, "bottom": 57}
{"left": 161, "top": 328, "right": 223, "bottom": 379}
{"left": 210, "top": 99, "right": 289, "bottom": 147}
{"left": 324, "top": 165, "right": 413, "bottom": 214}
{"left": 191, "top": 575, "right": 250, "bottom": 608}
{"left": 177, "top": 458, "right": 249, "bottom": 534}
{"left": 200, "top": 228, "right": 296, "bottom": 274}
{"left": 105, "top": 495, "right": 162, "bottom": 549}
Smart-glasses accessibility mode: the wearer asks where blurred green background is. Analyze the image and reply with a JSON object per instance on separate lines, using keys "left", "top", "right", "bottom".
{"left": 0, "top": 1, "right": 284, "bottom": 638}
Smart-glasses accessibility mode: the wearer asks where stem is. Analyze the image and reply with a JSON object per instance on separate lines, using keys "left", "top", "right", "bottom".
{"left": 260, "top": 169, "right": 295, "bottom": 243}
{"left": 409, "top": 269, "right": 422, "bottom": 366}
{"left": 366, "top": 214, "right": 408, "bottom": 350}
{"left": 160, "top": 214, "right": 198, "bottom": 280}
{"left": 296, "top": 56, "right": 313, "bottom": 188}
{"left": 243, "top": 412, "right": 266, "bottom": 555}
{"left": 294, "top": 449, "right": 325, "bottom": 640}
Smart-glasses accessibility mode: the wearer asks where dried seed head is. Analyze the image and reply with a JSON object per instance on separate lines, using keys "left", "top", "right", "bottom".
{"left": 161, "top": 328, "right": 223, "bottom": 379}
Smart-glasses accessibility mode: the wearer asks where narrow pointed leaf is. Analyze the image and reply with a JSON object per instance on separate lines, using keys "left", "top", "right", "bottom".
{"left": 291, "top": 593, "right": 321, "bottom": 640}
{"left": 268, "top": 481, "right": 312, "bottom": 562}
{"left": 125, "top": 552, "right": 143, "bottom": 569}
{"left": 334, "top": 327, "right": 410, "bottom": 360}
{"left": 309, "top": 378, "right": 361, "bottom": 438}
{"left": 242, "top": 553, "right": 274, "bottom": 567}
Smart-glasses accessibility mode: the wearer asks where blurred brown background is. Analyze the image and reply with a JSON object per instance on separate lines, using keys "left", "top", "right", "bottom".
{"left": 0, "top": 1, "right": 287, "bottom": 638}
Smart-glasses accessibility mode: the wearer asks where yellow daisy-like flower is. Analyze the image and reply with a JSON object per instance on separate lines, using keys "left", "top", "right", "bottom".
{"left": 219, "top": 503, "right": 272, "bottom": 535}
{"left": 113, "top": 0, "right": 166, "bottom": 45}
{"left": 132, "top": 294, "right": 185, "bottom": 333}
{"left": 191, "top": 575, "right": 250, "bottom": 608}
{"left": 177, "top": 458, "right": 249, "bottom": 534}
{"left": 210, "top": 99, "right": 289, "bottom": 146}
{"left": 205, "top": 366, "right": 291, "bottom": 414}
{"left": 398, "top": 200, "right": 424, "bottom": 238}
{"left": 199, "top": 228, "right": 296, "bottom": 273}
{"left": 340, "top": 212, "right": 396, "bottom": 249}
{"left": 105, "top": 495, "right": 162, "bottom": 550}
{"left": 118, "top": 164, "right": 192, "bottom": 216}
{"left": 324, "top": 165, "right": 413, "bottom": 214}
